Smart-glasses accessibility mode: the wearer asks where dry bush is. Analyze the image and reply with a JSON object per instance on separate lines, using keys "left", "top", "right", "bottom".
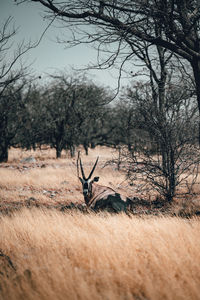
{"left": 0, "top": 208, "right": 200, "bottom": 300}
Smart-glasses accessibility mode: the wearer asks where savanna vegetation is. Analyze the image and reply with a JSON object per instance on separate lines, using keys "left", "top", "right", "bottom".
{"left": 1, "top": 1, "right": 200, "bottom": 299}
{"left": 1, "top": 147, "right": 200, "bottom": 300}
{"left": 2, "top": 3, "right": 200, "bottom": 202}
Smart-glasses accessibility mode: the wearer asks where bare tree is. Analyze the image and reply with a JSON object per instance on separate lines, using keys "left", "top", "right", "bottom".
{"left": 18, "top": 0, "right": 200, "bottom": 142}
{"left": 0, "top": 17, "right": 32, "bottom": 162}
{"left": 32, "top": 73, "right": 111, "bottom": 158}
{"left": 0, "top": 79, "right": 31, "bottom": 162}
{"left": 123, "top": 79, "right": 199, "bottom": 202}
{"left": 0, "top": 17, "right": 31, "bottom": 94}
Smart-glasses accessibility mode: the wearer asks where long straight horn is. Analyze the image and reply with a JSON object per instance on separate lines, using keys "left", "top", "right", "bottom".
{"left": 80, "top": 158, "right": 86, "bottom": 180}
{"left": 88, "top": 157, "right": 99, "bottom": 180}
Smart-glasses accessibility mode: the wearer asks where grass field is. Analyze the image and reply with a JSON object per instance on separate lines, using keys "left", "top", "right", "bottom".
{"left": 0, "top": 147, "right": 200, "bottom": 299}
{"left": 0, "top": 147, "right": 133, "bottom": 207}
{"left": 1, "top": 209, "right": 200, "bottom": 300}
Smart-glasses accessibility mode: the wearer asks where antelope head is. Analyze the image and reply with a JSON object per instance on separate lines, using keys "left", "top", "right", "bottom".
{"left": 77, "top": 154, "right": 99, "bottom": 205}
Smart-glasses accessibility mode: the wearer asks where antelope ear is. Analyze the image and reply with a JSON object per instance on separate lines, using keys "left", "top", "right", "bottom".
{"left": 79, "top": 177, "right": 84, "bottom": 184}
{"left": 93, "top": 176, "right": 99, "bottom": 182}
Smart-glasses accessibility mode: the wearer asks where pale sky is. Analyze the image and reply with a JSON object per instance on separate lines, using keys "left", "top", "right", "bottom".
{"left": 1, "top": 0, "right": 133, "bottom": 90}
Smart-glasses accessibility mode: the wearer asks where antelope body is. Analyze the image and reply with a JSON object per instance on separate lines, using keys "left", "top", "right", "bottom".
{"left": 77, "top": 156, "right": 130, "bottom": 212}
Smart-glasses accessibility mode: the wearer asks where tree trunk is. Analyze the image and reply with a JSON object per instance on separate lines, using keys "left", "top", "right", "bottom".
{"left": 0, "top": 144, "right": 8, "bottom": 163}
{"left": 70, "top": 145, "right": 75, "bottom": 158}
{"left": 56, "top": 144, "right": 62, "bottom": 158}
{"left": 165, "top": 147, "right": 175, "bottom": 203}
{"left": 83, "top": 142, "right": 89, "bottom": 155}
{"left": 191, "top": 59, "right": 200, "bottom": 145}
{"left": 90, "top": 142, "right": 96, "bottom": 149}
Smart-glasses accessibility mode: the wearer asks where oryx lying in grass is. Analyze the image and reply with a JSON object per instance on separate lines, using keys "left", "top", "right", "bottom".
{"left": 77, "top": 155, "right": 131, "bottom": 212}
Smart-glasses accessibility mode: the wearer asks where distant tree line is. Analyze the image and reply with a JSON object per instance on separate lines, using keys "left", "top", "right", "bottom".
{"left": 1, "top": 70, "right": 198, "bottom": 157}
{"left": 15, "top": 74, "right": 115, "bottom": 158}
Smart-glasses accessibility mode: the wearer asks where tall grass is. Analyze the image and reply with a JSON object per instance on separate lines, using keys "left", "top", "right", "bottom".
{"left": 0, "top": 208, "right": 200, "bottom": 300}
{"left": 1, "top": 147, "right": 200, "bottom": 299}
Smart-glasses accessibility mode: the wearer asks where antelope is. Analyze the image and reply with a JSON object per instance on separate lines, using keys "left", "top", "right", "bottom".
{"left": 77, "top": 154, "right": 131, "bottom": 212}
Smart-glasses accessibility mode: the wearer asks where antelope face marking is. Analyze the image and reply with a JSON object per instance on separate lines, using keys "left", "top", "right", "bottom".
{"left": 79, "top": 178, "right": 92, "bottom": 204}
{"left": 79, "top": 178, "right": 91, "bottom": 196}
{"left": 83, "top": 181, "right": 89, "bottom": 196}
{"left": 79, "top": 177, "right": 99, "bottom": 205}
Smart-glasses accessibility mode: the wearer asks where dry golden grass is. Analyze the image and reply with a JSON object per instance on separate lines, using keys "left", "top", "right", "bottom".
{"left": 0, "top": 208, "right": 200, "bottom": 300}
{"left": 7, "top": 146, "right": 115, "bottom": 163}
{"left": 1, "top": 146, "right": 200, "bottom": 214}
{"left": 0, "top": 147, "right": 133, "bottom": 206}
{"left": 1, "top": 147, "right": 200, "bottom": 299}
